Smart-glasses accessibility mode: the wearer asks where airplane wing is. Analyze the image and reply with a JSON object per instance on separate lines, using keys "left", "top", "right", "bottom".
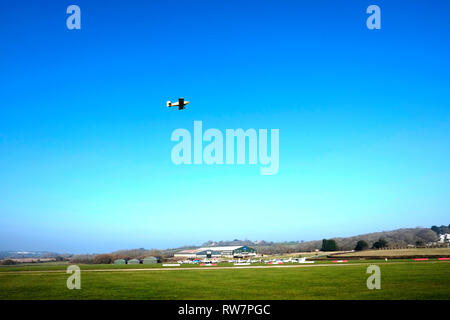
{"left": 167, "top": 98, "right": 188, "bottom": 109}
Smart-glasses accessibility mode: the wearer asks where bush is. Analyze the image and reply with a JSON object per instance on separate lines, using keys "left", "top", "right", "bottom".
{"left": 71, "top": 254, "right": 95, "bottom": 264}
{"left": 372, "top": 238, "right": 388, "bottom": 249}
{"left": 321, "top": 239, "right": 338, "bottom": 251}
{"left": 355, "top": 240, "right": 369, "bottom": 251}
{"left": 93, "top": 254, "right": 114, "bottom": 264}
{"left": 431, "top": 225, "right": 450, "bottom": 235}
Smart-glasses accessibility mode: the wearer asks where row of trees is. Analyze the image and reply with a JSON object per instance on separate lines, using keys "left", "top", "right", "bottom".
{"left": 71, "top": 248, "right": 167, "bottom": 264}
{"left": 320, "top": 238, "right": 389, "bottom": 251}
{"left": 71, "top": 253, "right": 153, "bottom": 264}
{"left": 354, "top": 238, "right": 388, "bottom": 250}
{"left": 208, "top": 228, "right": 438, "bottom": 253}
{"left": 431, "top": 225, "right": 450, "bottom": 235}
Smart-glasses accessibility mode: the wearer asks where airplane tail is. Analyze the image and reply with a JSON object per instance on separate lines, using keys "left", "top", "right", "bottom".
{"left": 166, "top": 101, "right": 172, "bottom": 107}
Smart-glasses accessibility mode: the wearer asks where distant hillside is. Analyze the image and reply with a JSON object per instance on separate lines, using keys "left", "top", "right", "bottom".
{"left": 431, "top": 224, "right": 450, "bottom": 235}
{"left": 321, "top": 227, "right": 439, "bottom": 251}
{"left": 4, "top": 226, "right": 442, "bottom": 261}
{"left": 0, "top": 251, "right": 65, "bottom": 259}
{"left": 199, "top": 227, "right": 440, "bottom": 254}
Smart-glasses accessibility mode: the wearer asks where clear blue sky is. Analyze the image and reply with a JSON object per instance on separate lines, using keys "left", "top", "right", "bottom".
{"left": 0, "top": 0, "right": 449, "bottom": 253}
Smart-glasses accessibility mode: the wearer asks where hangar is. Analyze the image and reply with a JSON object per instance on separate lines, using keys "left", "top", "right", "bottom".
{"left": 113, "top": 259, "right": 127, "bottom": 264}
{"left": 127, "top": 258, "right": 140, "bottom": 264}
{"left": 143, "top": 256, "right": 160, "bottom": 264}
{"left": 174, "top": 246, "right": 256, "bottom": 258}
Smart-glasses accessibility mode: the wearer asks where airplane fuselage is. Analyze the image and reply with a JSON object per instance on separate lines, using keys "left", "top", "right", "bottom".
{"left": 167, "top": 98, "right": 189, "bottom": 110}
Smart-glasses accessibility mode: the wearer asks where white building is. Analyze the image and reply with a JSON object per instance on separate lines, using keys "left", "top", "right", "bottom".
{"left": 439, "top": 234, "right": 450, "bottom": 243}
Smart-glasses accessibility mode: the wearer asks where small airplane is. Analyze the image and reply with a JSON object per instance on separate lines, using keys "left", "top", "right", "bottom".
{"left": 167, "top": 98, "right": 189, "bottom": 110}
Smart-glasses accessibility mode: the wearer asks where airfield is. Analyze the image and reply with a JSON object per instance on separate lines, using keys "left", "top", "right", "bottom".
{"left": 1, "top": 257, "right": 449, "bottom": 299}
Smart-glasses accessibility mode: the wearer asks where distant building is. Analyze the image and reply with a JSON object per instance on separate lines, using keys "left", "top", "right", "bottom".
{"left": 174, "top": 246, "right": 256, "bottom": 258}
{"left": 142, "top": 256, "right": 160, "bottom": 264}
{"left": 439, "top": 234, "right": 450, "bottom": 243}
{"left": 127, "top": 258, "right": 141, "bottom": 264}
{"left": 113, "top": 259, "right": 127, "bottom": 264}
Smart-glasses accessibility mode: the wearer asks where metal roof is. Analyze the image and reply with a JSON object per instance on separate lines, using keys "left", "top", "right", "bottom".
{"left": 177, "top": 246, "right": 249, "bottom": 254}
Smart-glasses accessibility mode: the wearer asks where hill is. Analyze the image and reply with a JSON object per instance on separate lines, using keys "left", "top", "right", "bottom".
{"left": 198, "top": 227, "right": 440, "bottom": 254}
{"left": 323, "top": 227, "right": 439, "bottom": 251}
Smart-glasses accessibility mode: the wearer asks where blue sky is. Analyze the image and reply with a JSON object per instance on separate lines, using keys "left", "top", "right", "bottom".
{"left": 0, "top": 0, "right": 449, "bottom": 253}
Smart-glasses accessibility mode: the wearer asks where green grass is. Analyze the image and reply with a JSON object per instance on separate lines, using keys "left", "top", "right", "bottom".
{"left": 331, "top": 248, "right": 450, "bottom": 258}
{"left": 0, "top": 261, "right": 449, "bottom": 299}
{"left": 0, "top": 258, "right": 436, "bottom": 272}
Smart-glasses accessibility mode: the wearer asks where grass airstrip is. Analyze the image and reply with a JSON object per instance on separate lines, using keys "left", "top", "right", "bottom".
{"left": 0, "top": 259, "right": 449, "bottom": 299}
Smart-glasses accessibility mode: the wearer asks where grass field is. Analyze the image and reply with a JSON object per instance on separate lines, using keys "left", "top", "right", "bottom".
{"left": 0, "top": 258, "right": 436, "bottom": 272}
{"left": 330, "top": 248, "right": 450, "bottom": 258}
{"left": 1, "top": 260, "right": 449, "bottom": 299}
